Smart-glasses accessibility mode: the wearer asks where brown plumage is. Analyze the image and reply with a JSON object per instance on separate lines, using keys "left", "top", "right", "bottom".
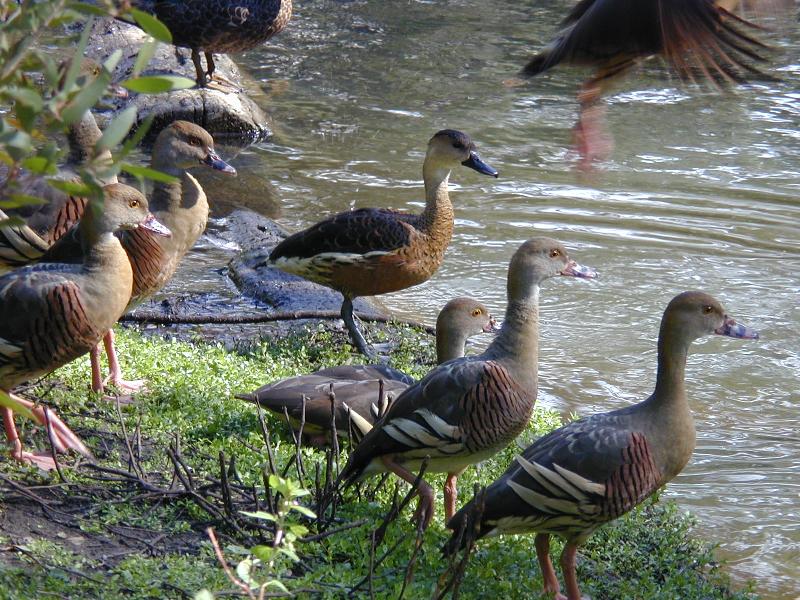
{"left": 129, "top": 0, "right": 293, "bottom": 88}
{"left": 237, "top": 297, "right": 497, "bottom": 447}
{"left": 444, "top": 291, "right": 759, "bottom": 600}
{"left": 338, "top": 238, "right": 597, "bottom": 528}
{"left": 268, "top": 130, "right": 498, "bottom": 358}
{"left": 0, "top": 183, "right": 171, "bottom": 470}
{"left": 520, "top": 0, "right": 772, "bottom": 163}
{"left": 25, "top": 121, "right": 236, "bottom": 392}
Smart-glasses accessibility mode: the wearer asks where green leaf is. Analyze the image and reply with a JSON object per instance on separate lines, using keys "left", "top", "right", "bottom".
{"left": 278, "top": 546, "right": 300, "bottom": 562}
{"left": 21, "top": 156, "right": 57, "bottom": 175}
{"left": 122, "top": 75, "right": 195, "bottom": 94}
{"left": 192, "top": 591, "right": 215, "bottom": 600}
{"left": 61, "top": 72, "right": 111, "bottom": 124}
{"left": 130, "top": 9, "right": 173, "bottom": 43}
{"left": 68, "top": 2, "right": 111, "bottom": 17}
{"left": 132, "top": 38, "right": 158, "bottom": 77}
{"left": 46, "top": 179, "right": 92, "bottom": 197}
{"left": 264, "top": 580, "right": 290, "bottom": 594}
{"left": 103, "top": 49, "right": 122, "bottom": 74}
{"left": 241, "top": 510, "right": 278, "bottom": 523}
{"left": 7, "top": 86, "right": 43, "bottom": 111}
{"left": 2, "top": 194, "right": 46, "bottom": 209}
{"left": 288, "top": 504, "right": 316, "bottom": 519}
{"left": 235, "top": 558, "right": 254, "bottom": 585}
{"left": 287, "top": 523, "right": 309, "bottom": 537}
{"left": 121, "top": 164, "right": 179, "bottom": 184}
{"left": 251, "top": 545, "right": 276, "bottom": 563}
{"left": 96, "top": 106, "right": 137, "bottom": 152}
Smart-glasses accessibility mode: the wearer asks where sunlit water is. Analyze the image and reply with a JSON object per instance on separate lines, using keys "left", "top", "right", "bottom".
{"left": 169, "top": 1, "right": 799, "bottom": 596}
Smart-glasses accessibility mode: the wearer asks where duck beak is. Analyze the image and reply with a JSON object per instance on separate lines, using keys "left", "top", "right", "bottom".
{"left": 461, "top": 151, "right": 498, "bottom": 178}
{"left": 483, "top": 317, "right": 501, "bottom": 333}
{"left": 202, "top": 149, "right": 237, "bottom": 175}
{"left": 561, "top": 260, "right": 597, "bottom": 279}
{"left": 715, "top": 316, "right": 759, "bottom": 340}
{"left": 141, "top": 213, "right": 172, "bottom": 237}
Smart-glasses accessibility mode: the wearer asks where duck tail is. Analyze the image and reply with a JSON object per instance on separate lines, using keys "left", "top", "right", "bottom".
{"left": 521, "top": 51, "right": 554, "bottom": 77}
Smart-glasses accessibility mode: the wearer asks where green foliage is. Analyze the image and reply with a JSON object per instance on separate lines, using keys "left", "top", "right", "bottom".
{"left": 0, "top": 0, "right": 194, "bottom": 215}
{"left": 0, "top": 327, "right": 755, "bottom": 599}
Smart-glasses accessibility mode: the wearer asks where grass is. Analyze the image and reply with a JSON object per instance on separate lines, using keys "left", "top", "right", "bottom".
{"left": 0, "top": 324, "right": 756, "bottom": 599}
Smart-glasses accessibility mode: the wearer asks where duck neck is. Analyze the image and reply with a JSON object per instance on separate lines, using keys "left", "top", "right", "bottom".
{"left": 486, "top": 289, "right": 540, "bottom": 385}
{"left": 79, "top": 223, "right": 129, "bottom": 277}
{"left": 419, "top": 163, "right": 455, "bottom": 240}
{"left": 436, "top": 329, "right": 467, "bottom": 364}
{"left": 652, "top": 324, "right": 690, "bottom": 408}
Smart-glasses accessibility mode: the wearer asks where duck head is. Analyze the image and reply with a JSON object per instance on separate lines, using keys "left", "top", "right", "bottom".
{"left": 426, "top": 129, "right": 498, "bottom": 178}
{"left": 662, "top": 291, "right": 759, "bottom": 345}
{"left": 93, "top": 183, "right": 171, "bottom": 237}
{"left": 152, "top": 121, "right": 237, "bottom": 176}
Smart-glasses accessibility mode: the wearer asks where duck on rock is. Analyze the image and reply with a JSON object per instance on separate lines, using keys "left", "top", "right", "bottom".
{"left": 337, "top": 238, "right": 597, "bottom": 528}
{"left": 443, "top": 291, "right": 759, "bottom": 600}
{"left": 267, "top": 130, "right": 498, "bottom": 358}
{"left": 237, "top": 297, "right": 498, "bottom": 447}
{"left": 0, "top": 184, "right": 170, "bottom": 470}
{"left": 128, "top": 0, "right": 293, "bottom": 89}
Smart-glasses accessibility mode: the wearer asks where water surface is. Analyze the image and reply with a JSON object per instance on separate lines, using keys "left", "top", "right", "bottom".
{"left": 182, "top": 1, "right": 799, "bottom": 595}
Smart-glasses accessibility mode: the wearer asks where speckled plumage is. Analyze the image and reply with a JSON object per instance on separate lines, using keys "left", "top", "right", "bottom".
{"left": 268, "top": 130, "right": 498, "bottom": 356}
{"left": 338, "top": 238, "right": 596, "bottom": 527}
{"left": 238, "top": 298, "right": 495, "bottom": 446}
{"left": 444, "top": 291, "right": 759, "bottom": 600}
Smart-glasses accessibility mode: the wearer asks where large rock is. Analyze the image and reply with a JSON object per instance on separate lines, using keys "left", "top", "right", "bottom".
{"left": 85, "top": 18, "right": 271, "bottom": 142}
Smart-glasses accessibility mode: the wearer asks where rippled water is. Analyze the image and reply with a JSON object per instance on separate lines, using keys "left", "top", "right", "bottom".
{"left": 181, "top": 1, "right": 800, "bottom": 596}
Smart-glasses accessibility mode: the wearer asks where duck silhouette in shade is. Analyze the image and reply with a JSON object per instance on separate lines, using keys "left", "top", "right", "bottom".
{"left": 443, "top": 291, "right": 758, "bottom": 600}
{"left": 266, "top": 130, "right": 498, "bottom": 358}
{"left": 128, "top": 0, "right": 292, "bottom": 89}
{"left": 519, "top": 0, "right": 771, "bottom": 165}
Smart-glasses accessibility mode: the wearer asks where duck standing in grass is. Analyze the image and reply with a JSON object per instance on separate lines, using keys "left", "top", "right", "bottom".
{"left": 0, "top": 184, "right": 170, "bottom": 470}
{"left": 267, "top": 130, "right": 498, "bottom": 358}
{"left": 128, "top": 0, "right": 293, "bottom": 89}
{"left": 7, "top": 121, "right": 235, "bottom": 393}
{"left": 520, "top": 0, "right": 770, "bottom": 163}
{"left": 238, "top": 297, "right": 498, "bottom": 447}
{"left": 443, "top": 291, "right": 758, "bottom": 600}
{"left": 338, "top": 238, "right": 597, "bottom": 527}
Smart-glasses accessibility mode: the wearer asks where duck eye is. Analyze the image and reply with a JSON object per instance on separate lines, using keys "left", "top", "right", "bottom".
{"left": 550, "top": 249, "right": 561, "bottom": 258}
{"left": 452, "top": 141, "right": 465, "bottom": 150}
{"left": 129, "top": 200, "right": 139, "bottom": 208}
{"left": 702, "top": 305, "right": 713, "bottom": 314}
{"left": 471, "top": 308, "right": 482, "bottom": 317}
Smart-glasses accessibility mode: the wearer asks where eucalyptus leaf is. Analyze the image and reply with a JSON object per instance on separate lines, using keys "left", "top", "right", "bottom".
{"left": 46, "top": 179, "right": 92, "bottom": 197}
{"left": 132, "top": 38, "right": 157, "bottom": 77}
{"left": 103, "top": 49, "right": 122, "bottom": 74}
{"left": 192, "top": 590, "right": 215, "bottom": 600}
{"left": 3, "top": 194, "right": 46, "bottom": 209}
{"left": 130, "top": 8, "right": 173, "bottom": 43}
{"left": 122, "top": 75, "right": 195, "bottom": 94}
{"left": 289, "top": 504, "right": 316, "bottom": 519}
{"left": 60, "top": 72, "right": 110, "bottom": 124}
{"left": 121, "top": 163, "right": 179, "bottom": 184}
{"left": 265, "top": 580, "right": 290, "bottom": 594}
{"left": 21, "top": 156, "right": 57, "bottom": 175}
{"left": 96, "top": 106, "right": 137, "bottom": 152}
{"left": 241, "top": 510, "right": 278, "bottom": 522}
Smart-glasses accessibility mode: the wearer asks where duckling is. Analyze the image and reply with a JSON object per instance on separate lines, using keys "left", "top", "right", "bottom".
{"left": 267, "top": 130, "right": 498, "bottom": 358}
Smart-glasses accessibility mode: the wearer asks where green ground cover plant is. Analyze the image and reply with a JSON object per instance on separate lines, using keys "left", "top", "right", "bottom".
{"left": 0, "top": 325, "right": 756, "bottom": 599}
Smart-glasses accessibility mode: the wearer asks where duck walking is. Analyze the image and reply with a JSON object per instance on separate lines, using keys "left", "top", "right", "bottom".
{"left": 238, "top": 297, "right": 498, "bottom": 446}
{"left": 267, "top": 130, "right": 498, "bottom": 358}
{"left": 0, "top": 184, "right": 170, "bottom": 470}
{"left": 338, "top": 238, "right": 596, "bottom": 528}
{"left": 128, "top": 0, "right": 293, "bottom": 89}
{"left": 443, "top": 291, "right": 759, "bottom": 600}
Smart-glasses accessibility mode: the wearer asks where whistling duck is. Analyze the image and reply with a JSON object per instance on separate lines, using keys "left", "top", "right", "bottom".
{"left": 128, "top": 0, "right": 293, "bottom": 89}
{"left": 6, "top": 121, "right": 236, "bottom": 393}
{"left": 338, "top": 238, "right": 597, "bottom": 528}
{"left": 238, "top": 297, "right": 498, "bottom": 446}
{"left": 521, "top": 0, "right": 769, "bottom": 164}
{"left": 267, "top": 130, "right": 498, "bottom": 358}
{"left": 0, "top": 183, "right": 170, "bottom": 470}
{"left": 444, "top": 291, "right": 758, "bottom": 600}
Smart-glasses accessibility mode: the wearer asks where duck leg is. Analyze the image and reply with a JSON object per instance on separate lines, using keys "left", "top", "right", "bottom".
{"left": 573, "top": 80, "right": 614, "bottom": 169}
{"left": 201, "top": 51, "right": 242, "bottom": 93}
{"left": 380, "top": 455, "right": 435, "bottom": 530}
{"left": 101, "top": 330, "right": 146, "bottom": 393}
{"left": 341, "top": 296, "right": 375, "bottom": 358}
{"left": 190, "top": 48, "right": 210, "bottom": 88}
{"left": 559, "top": 541, "right": 586, "bottom": 600}
{"left": 443, "top": 471, "right": 463, "bottom": 521}
{"left": 535, "top": 533, "right": 566, "bottom": 599}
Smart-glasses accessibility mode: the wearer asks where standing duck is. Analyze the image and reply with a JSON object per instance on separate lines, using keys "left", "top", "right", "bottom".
{"left": 41, "top": 120, "right": 236, "bottom": 392}
{"left": 520, "top": 0, "right": 769, "bottom": 163}
{"left": 443, "top": 291, "right": 759, "bottom": 600}
{"left": 238, "top": 297, "right": 498, "bottom": 447}
{"left": 338, "top": 238, "right": 597, "bottom": 528}
{"left": 0, "top": 183, "right": 170, "bottom": 470}
{"left": 128, "top": 0, "right": 293, "bottom": 89}
{"left": 267, "top": 130, "right": 498, "bottom": 358}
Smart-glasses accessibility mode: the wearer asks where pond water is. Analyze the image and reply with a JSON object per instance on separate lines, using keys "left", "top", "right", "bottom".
{"left": 180, "top": 1, "right": 799, "bottom": 596}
